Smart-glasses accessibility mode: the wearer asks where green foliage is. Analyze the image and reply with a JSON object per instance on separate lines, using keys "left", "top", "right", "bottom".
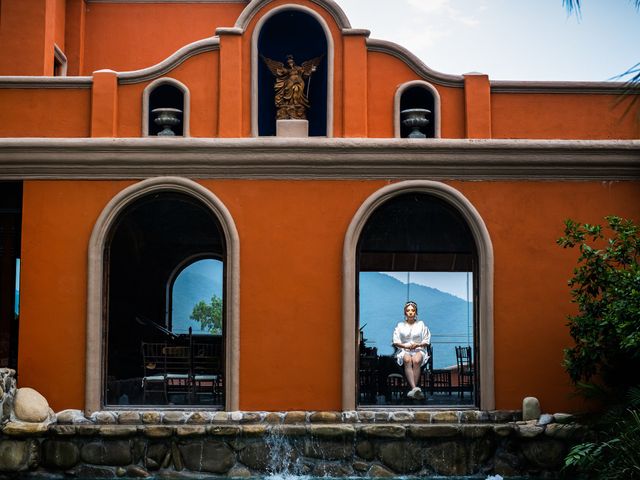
{"left": 557, "top": 216, "right": 640, "bottom": 394}
{"left": 190, "top": 294, "right": 223, "bottom": 335}
{"left": 563, "top": 387, "right": 640, "bottom": 479}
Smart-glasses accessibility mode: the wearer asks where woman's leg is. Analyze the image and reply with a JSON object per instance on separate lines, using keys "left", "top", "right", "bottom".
{"left": 411, "top": 352, "right": 424, "bottom": 387}
{"left": 403, "top": 354, "right": 416, "bottom": 388}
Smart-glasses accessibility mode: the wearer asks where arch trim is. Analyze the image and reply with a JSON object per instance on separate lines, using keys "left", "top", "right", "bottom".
{"left": 236, "top": 0, "right": 351, "bottom": 31}
{"left": 86, "top": 176, "right": 240, "bottom": 414}
{"left": 342, "top": 180, "right": 494, "bottom": 410}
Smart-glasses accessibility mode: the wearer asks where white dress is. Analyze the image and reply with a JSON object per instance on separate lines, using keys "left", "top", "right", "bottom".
{"left": 392, "top": 320, "right": 431, "bottom": 367}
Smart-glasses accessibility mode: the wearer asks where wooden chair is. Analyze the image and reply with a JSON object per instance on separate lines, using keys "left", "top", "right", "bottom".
{"left": 191, "top": 342, "right": 223, "bottom": 405}
{"left": 358, "top": 353, "right": 379, "bottom": 405}
{"left": 141, "top": 342, "right": 167, "bottom": 403}
{"left": 422, "top": 344, "right": 452, "bottom": 396}
{"left": 455, "top": 345, "right": 474, "bottom": 398}
{"left": 163, "top": 345, "right": 191, "bottom": 403}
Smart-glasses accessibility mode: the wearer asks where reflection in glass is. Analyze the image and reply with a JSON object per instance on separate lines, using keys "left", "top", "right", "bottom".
{"left": 171, "top": 259, "right": 223, "bottom": 335}
{"left": 356, "top": 192, "right": 478, "bottom": 407}
{"left": 359, "top": 271, "right": 475, "bottom": 407}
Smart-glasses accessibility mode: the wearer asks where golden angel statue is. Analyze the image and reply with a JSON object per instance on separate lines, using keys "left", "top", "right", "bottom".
{"left": 261, "top": 54, "right": 323, "bottom": 120}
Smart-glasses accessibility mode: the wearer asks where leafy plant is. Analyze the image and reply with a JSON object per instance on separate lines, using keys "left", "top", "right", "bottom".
{"left": 563, "top": 387, "right": 640, "bottom": 479}
{"left": 190, "top": 294, "right": 223, "bottom": 335}
{"left": 557, "top": 216, "right": 640, "bottom": 395}
{"left": 559, "top": 217, "right": 640, "bottom": 478}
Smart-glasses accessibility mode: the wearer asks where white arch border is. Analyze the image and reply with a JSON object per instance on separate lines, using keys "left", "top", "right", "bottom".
{"left": 342, "top": 180, "right": 494, "bottom": 410}
{"left": 237, "top": 0, "right": 351, "bottom": 31}
{"left": 142, "top": 77, "right": 191, "bottom": 137}
{"left": 394, "top": 80, "right": 442, "bottom": 138}
{"left": 251, "top": 4, "right": 335, "bottom": 137}
{"left": 86, "top": 176, "right": 240, "bottom": 414}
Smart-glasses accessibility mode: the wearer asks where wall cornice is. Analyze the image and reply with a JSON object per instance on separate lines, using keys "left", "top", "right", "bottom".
{"left": 0, "top": 77, "right": 93, "bottom": 89}
{"left": 366, "top": 39, "right": 464, "bottom": 88}
{"left": 491, "top": 80, "right": 640, "bottom": 95}
{"left": 0, "top": 138, "right": 638, "bottom": 180}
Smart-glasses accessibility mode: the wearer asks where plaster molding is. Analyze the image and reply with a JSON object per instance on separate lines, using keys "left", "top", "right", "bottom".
{"left": 235, "top": 0, "right": 351, "bottom": 31}
{"left": 117, "top": 37, "right": 220, "bottom": 85}
{"left": 251, "top": 4, "right": 334, "bottom": 137}
{"left": 142, "top": 77, "right": 191, "bottom": 137}
{"left": 394, "top": 80, "right": 442, "bottom": 138}
{"left": 0, "top": 138, "right": 638, "bottom": 180}
{"left": 491, "top": 80, "right": 640, "bottom": 95}
{"left": 86, "top": 176, "right": 240, "bottom": 415}
{"left": 53, "top": 44, "right": 68, "bottom": 77}
{"left": 341, "top": 28, "right": 370, "bottom": 37}
{"left": 0, "top": 76, "right": 92, "bottom": 88}
{"left": 215, "top": 27, "right": 243, "bottom": 35}
{"left": 366, "top": 38, "right": 464, "bottom": 88}
{"left": 342, "top": 180, "right": 494, "bottom": 411}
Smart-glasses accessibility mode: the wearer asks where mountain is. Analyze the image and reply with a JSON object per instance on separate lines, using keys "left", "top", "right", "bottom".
{"left": 359, "top": 272, "right": 473, "bottom": 369}
{"left": 172, "top": 260, "right": 223, "bottom": 334}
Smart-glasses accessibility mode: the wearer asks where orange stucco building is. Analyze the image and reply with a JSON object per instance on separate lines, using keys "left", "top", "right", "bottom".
{"left": 0, "top": 0, "right": 638, "bottom": 416}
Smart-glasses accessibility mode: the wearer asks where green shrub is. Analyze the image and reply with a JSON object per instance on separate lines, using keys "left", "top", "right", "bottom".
{"left": 557, "top": 216, "right": 640, "bottom": 394}
{"left": 558, "top": 216, "right": 640, "bottom": 478}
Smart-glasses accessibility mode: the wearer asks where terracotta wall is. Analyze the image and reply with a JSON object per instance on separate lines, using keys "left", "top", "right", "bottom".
{"left": 366, "top": 52, "right": 465, "bottom": 138}
{"left": 0, "top": 89, "right": 91, "bottom": 137}
{"left": 492, "top": 92, "right": 640, "bottom": 139}
{"left": 18, "top": 179, "right": 640, "bottom": 413}
{"left": 81, "top": 3, "right": 245, "bottom": 74}
{"left": 117, "top": 52, "right": 219, "bottom": 137}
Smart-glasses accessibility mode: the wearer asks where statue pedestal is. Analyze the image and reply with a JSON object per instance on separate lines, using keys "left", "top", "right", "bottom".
{"left": 276, "top": 119, "right": 309, "bottom": 138}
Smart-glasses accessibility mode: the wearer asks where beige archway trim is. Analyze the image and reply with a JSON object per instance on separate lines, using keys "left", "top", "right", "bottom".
{"left": 236, "top": 0, "right": 351, "bottom": 31}
{"left": 394, "top": 80, "right": 442, "bottom": 138}
{"left": 250, "top": 3, "right": 334, "bottom": 137}
{"left": 86, "top": 176, "right": 240, "bottom": 414}
{"left": 342, "top": 180, "right": 494, "bottom": 410}
{"left": 142, "top": 77, "right": 191, "bottom": 137}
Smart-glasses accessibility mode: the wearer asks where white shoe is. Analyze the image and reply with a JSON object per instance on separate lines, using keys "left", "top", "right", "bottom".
{"left": 407, "top": 387, "right": 418, "bottom": 398}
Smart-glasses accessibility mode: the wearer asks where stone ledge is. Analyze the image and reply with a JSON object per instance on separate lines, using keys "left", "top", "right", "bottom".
{"left": 54, "top": 409, "right": 522, "bottom": 426}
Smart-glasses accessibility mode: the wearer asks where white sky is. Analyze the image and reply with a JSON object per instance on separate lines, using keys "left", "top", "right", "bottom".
{"left": 383, "top": 272, "right": 473, "bottom": 301}
{"left": 337, "top": 0, "right": 640, "bottom": 81}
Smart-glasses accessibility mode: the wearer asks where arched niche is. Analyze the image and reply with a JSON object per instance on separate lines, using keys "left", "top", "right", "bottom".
{"left": 142, "top": 78, "right": 190, "bottom": 137}
{"left": 86, "top": 177, "right": 239, "bottom": 414}
{"left": 394, "top": 80, "right": 441, "bottom": 138}
{"left": 252, "top": 5, "right": 333, "bottom": 137}
{"left": 343, "top": 181, "right": 494, "bottom": 410}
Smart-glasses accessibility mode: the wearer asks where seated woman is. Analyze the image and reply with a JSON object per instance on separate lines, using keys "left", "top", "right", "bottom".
{"left": 392, "top": 301, "right": 432, "bottom": 399}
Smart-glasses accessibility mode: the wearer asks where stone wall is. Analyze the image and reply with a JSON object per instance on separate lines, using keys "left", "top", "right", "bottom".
{"left": 0, "top": 408, "right": 585, "bottom": 478}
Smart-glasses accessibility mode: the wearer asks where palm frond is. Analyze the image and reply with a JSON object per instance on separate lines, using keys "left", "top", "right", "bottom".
{"left": 564, "top": 0, "right": 640, "bottom": 13}
{"left": 610, "top": 63, "right": 640, "bottom": 120}
{"left": 562, "top": 0, "right": 582, "bottom": 19}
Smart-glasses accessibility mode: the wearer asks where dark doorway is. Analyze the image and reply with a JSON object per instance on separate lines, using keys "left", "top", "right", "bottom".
{"left": 105, "top": 192, "right": 225, "bottom": 407}
{"left": 0, "top": 182, "right": 22, "bottom": 372}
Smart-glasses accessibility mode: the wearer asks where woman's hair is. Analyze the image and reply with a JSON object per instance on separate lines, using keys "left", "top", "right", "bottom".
{"left": 404, "top": 301, "right": 418, "bottom": 314}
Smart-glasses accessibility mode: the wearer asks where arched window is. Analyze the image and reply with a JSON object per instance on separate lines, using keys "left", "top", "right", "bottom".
{"left": 357, "top": 192, "right": 477, "bottom": 407}
{"left": 343, "top": 181, "right": 494, "bottom": 411}
{"left": 254, "top": 6, "right": 331, "bottom": 137}
{"left": 394, "top": 80, "right": 441, "bottom": 138}
{"left": 142, "top": 78, "right": 190, "bottom": 137}
{"left": 168, "top": 257, "right": 224, "bottom": 335}
{"left": 105, "top": 192, "right": 225, "bottom": 407}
